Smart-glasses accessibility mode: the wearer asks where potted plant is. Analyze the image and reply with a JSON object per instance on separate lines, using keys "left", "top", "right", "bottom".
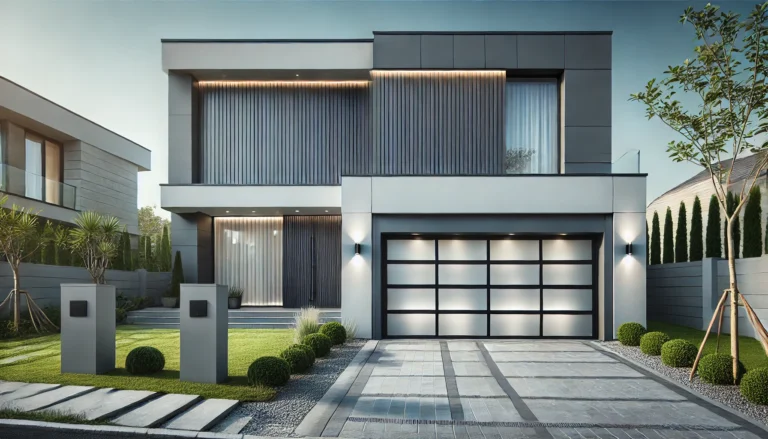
{"left": 228, "top": 286, "right": 243, "bottom": 309}
{"left": 161, "top": 287, "right": 177, "bottom": 308}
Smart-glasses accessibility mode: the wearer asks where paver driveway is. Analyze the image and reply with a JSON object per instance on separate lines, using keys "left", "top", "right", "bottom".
{"left": 299, "top": 340, "right": 767, "bottom": 439}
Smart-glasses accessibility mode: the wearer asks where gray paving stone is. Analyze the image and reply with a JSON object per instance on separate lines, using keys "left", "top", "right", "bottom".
{"left": 507, "top": 377, "right": 686, "bottom": 400}
{"left": 44, "top": 387, "right": 156, "bottom": 421}
{"left": 455, "top": 377, "right": 506, "bottom": 397}
{"left": 484, "top": 342, "right": 594, "bottom": 352}
{"left": 6, "top": 385, "right": 94, "bottom": 411}
{"left": 165, "top": 398, "right": 239, "bottom": 431}
{"left": 377, "top": 350, "right": 444, "bottom": 362}
{"left": 499, "top": 426, "right": 541, "bottom": 439}
{"left": 450, "top": 351, "right": 484, "bottom": 362}
{"left": 490, "top": 351, "right": 616, "bottom": 363}
{"left": 212, "top": 414, "right": 252, "bottom": 434}
{"left": 371, "top": 361, "right": 444, "bottom": 376}
{"left": 497, "top": 361, "right": 643, "bottom": 378}
{"left": 452, "top": 361, "right": 492, "bottom": 376}
{"left": 113, "top": 393, "right": 201, "bottom": 427}
{"left": 460, "top": 397, "right": 523, "bottom": 422}
{"left": 447, "top": 342, "right": 479, "bottom": 351}
{"left": 0, "top": 381, "right": 27, "bottom": 394}
{"left": 0, "top": 383, "right": 60, "bottom": 405}
{"left": 380, "top": 343, "right": 442, "bottom": 352}
{"left": 363, "top": 376, "right": 448, "bottom": 396}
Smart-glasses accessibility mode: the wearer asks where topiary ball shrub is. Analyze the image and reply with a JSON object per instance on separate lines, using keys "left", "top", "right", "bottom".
{"left": 125, "top": 346, "right": 165, "bottom": 375}
{"left": 639, "top": 331, "right": 670, "bottom": 356}
{"left": 617, "top": 322, "right": 647, "bottom": 346}
{"left": 740, "top": 368, "right": 768, "bottom": 405}
{"left": 247, "top": 356, "right": 290, "bottom": 387}
{"left": 698, "top": 353, "right": 746, "bottom": 385}
{"left": 319, "top": 321, "right": 347, "bottom": 345}
{"left": 661, "top": 339, "right": 698, "bottom": 367}
{"left": 303, "top": 333, "right": 332, "bottom": 357}
{"left": 288, "top": 343, "right": 315, "bottom": 366}
{"left": 280, "top": 347, "right": 311, "bottom": 373}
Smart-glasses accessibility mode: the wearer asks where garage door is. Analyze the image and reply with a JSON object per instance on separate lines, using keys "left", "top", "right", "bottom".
{"left": 382, "top": 236, "right": 597, "bottom": 338}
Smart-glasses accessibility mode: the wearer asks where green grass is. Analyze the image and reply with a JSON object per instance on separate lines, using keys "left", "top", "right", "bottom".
{"left": 0, "top": 407, "right": 111, "bottom": 425}
{"left": 0, "top": 326, "right": 293, "bottom": 401}
{"left": 649, "top": 320, "right": 768, "bottom": 371}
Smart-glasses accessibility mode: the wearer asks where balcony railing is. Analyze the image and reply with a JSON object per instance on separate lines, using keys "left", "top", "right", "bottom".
{"left": 0, "top": 164, "right": 76, "bottom": 210}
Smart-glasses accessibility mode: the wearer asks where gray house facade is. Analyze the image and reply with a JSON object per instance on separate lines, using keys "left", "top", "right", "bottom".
{"left": 160, "top": 32, "right": 646, "bottom": 340}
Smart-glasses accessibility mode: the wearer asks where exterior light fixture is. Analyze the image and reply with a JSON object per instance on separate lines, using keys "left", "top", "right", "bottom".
{"left": 296, "top": 73, "right": 300, "bottom": 77}
{"left": 295, "top": 210, "right": 300, "bottom": 213}
{"left": 325, "top": 210, "right": 329, "bottom": 213}
{"left": 252, "top": 211, "right": 256, "bottom": 213}
{"left": 273, "top": 230, "right": 278, "bottom": 236}
{"left": 354, "top": 243, "right": 361, "bottom": 255}
{"left": 625, "top": 243, "right": 633, "bottom": 255}
{"left": 225, "top": 210, "right": 230, "bottom": 213}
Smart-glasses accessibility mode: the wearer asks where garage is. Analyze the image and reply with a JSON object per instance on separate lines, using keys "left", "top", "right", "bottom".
{"left": 382, "top": 235, "right": 598, "bottom": 338}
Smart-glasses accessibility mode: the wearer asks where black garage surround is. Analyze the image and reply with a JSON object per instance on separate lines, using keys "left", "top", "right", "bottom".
{"left": 381, "top": 234, "right": 599, "bottom": 339}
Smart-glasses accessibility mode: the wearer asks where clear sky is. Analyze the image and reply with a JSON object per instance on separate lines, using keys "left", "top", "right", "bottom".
{"left": 0, "top": 0, "right": 760, "bottom": 216}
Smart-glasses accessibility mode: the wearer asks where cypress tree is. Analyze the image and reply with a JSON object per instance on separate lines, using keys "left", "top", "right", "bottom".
{"left": 651, "top": 211, "right": 661, "bottom": 265}
{"left": 690, "top": 196, "right": 704, "bottom": 261}
{"left": 122, "top": 229, "right": 132, "bottom": 271}
{"left": 145, "top": 236, "right": 153, "bottom": 271}
{"left": 725, "top": 192, "right": 741, "bottom": 259}
{"left": 646, "top": 221, "right": 650, "bottom": 265}
{"left": 161, "top": 225, "right": 171, "bottom": 271}
{"left": 706, "top": 194, "right": 722, "bottom": 258}
{"left": 171, "top": 251, "right": 184, "bottom": 298}
{"left": 663, "top": 207, "right": 675, "bottom": 263}
{"left": 675, "top": 202, "right": 688, "bottom": 262}
{"left": 765, "top": 215, "right": 768, "bottom": 255}
{"left": 743, "top": 186, "right": 762, "bottom": 258}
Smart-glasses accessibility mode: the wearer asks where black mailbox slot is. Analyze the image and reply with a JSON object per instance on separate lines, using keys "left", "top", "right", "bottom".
{"left": 189, "top": 300, "right": 208, "bottom": 318}
{"left": 70, "top": 300, "right": 88, "bottom": 317}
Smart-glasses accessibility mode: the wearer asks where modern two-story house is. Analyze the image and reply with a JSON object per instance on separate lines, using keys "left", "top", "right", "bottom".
{"left": 160, "top": 32, "right": 646, "bottom": 340}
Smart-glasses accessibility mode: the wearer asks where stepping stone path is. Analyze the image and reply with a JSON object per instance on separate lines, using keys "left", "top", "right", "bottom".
{"left": 6, "top": 385, "right": 94, "bottom": 411}
{"left": 44, "top": 388, "right": 156, "bottom": 421}
{"left": 113, "top": 393, "right": 201, "bottom": 427}
{"left": 165, "top": 398, "right": 240, "bottom": 431}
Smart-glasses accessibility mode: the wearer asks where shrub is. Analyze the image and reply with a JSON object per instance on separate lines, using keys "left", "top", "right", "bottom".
{"left": 43, "top": 306, "right": 61, "bottom": 328}
{"left": 288, "top": 343, "right": 315, "bottom": 366}
{"left": 280, "top": 347, "right": 312, "bottom": 373}
{"left": 698, "top": 353, "right": 746, "bottom": 385}
{"left": 303, "top": 333, "right": 332, "bottom": 357}
{"left": 294, "top": 307, "right": 321, "bottom": 344}
{"left": 116, "top": 308, "right": 127, "bottom": 324}
{"left": 320, "top": 321, "right": 346, "bottom": 345}
{"left": 247, "top": 356, "right": 290, "bottom": 386}
{"left": 125, "top": 346, "right": 165, "bottom": 375}
{"left": 640, "top": 331, "right": 670, "bottom": 356}
{"left": 617, "top": 322, "right": 646, "bottom": 346}
{"left": 661, "top": 339, "right": 697, "bottom": 367}
{"left": 342, "top": 318, "right": 357, "bottom": 341}
{"left": 741, "top": 368, "right": 768, "bottom": 405}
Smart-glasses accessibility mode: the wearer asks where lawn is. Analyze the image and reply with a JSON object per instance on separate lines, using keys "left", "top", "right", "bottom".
{"left": 649, "top": 320, "right": 768, "bottom": 371}
{"left": 0, "top": 326, "right": 294, "bottom": 402}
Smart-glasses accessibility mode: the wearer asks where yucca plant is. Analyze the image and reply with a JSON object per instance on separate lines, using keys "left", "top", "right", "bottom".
{"left": 68, "top": 211, "right": 122, "bottom": 284}
{"left": 294, "top": 307, "right": 321, "bottom": 344}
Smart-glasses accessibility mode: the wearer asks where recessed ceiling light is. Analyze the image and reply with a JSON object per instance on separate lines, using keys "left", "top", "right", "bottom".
{"left": 296, "top": 73, "right": 300, "bottom": 77}
{"left": 509, "top": 233, "right": 515, "bottom": 235}
{"left": 295, "top": 210, "right": 300, "bottom": 213}
{"left": 560, "top": 233, "right": 567, "bottom": 236}
{"left": 412, "top": 233, "right": 420, "bottom": 236}
{"left": 225, "top": 210, "right": 230, "bottom": 213}
{"left": 325, "top": 210, "right": 329, "bottom": 213}
{"left": 252, "top": 211, "right": 255, "bottom": 213}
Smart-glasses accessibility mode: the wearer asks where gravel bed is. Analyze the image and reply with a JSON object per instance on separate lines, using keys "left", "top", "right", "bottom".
{"left": 221, "top": 339, "right": 365, "bottom": 437}
{"left": 600, "top": 341, "right": 768, "bottom": 427}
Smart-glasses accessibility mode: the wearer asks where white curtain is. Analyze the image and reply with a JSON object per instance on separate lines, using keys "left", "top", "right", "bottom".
{"left": 214, "top": 217, "right": 283, "bottom": 306}
{"left": 505, "top": 81, "right": 558, "bottom": 174}
{"left": 24, "top": 137, "right": 43, "bottom": 200}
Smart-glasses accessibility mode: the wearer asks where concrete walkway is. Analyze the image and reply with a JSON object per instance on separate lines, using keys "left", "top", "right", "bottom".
{"left": 297, "top": 340, "right": 768, "bottom": 439}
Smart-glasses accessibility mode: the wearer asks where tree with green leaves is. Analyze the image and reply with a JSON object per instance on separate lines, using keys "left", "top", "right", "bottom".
{"left": 171, "top": 251, "right": 184, "bottom": 298}
{"left": 690, "top": 196, "right": 704, "bottom": 261}
{"left": 724, "top": 192, "right": 741, "bottom": 259}
{"left": 651, "top": 211, "right": 661, "bottom": 265}
{"left": 138, "top": 206, "right": 169, "bottom": 238}
{"left": 675, "top": 202, "right": 689, "bottom": 262}
{"left": 121, "top": 228, "right": 132, "bottom": 271}
{"left": 706, "top": 194, "right": 722, "bottom": 258}
{"left": 743, "top": 186, "right": 763, "bottom": 258}
{"left": 68, "top": 211, "right": 122, "bottom": 284}
{"left": 144, "top": 236, "right": 153, "bottom": 271}
{"left": 663, "top": 207, "right": 675, "bottom": 263}
{"left": 630, "top": 2, "right": 768, "bottom": 381}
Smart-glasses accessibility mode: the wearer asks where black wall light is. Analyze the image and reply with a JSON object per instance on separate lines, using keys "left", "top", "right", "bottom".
{"left": 625, "top": 242, "right": 633, "bottom": 255}
{"left": 354, "top": 243, "right": 362, "bottom": 255}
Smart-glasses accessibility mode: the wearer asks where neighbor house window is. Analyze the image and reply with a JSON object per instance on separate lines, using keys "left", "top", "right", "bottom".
{"left": 505, "top": 80, "right": 558, "bottom": 174}
{"left": 24, "top": 132, "right": 62, "bottom": 204}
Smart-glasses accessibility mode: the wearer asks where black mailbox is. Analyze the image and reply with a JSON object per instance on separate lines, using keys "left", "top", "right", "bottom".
{"left": 70, "top": 300, "right": 88, "bottom": 317}
{"left": 189, "top": 300, "right": 208, "bottom": 318}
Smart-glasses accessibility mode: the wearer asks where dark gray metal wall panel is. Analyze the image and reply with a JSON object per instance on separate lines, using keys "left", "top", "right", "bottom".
{"left": 421, "top": 35, "right": 453, "bottom": 68}
{"left": 564, "top": 70, "right": 611, "bottom": 127}
{"left": 196, "top": 214, "right": 214, "bottom": 283}
{"left": 564, "top": 163, "right": 612, "bottom": 174}
{"left": 454, "top": 35, "right": 485, "bottom": 68}
{"left": 485, "top": 35, "right": 517, "bottom": 68}
{"left": 371, "top": 71, "right": 505, "bottom": 175}
{"left": 517, "top": 35, "right": 565, "bottom": 69}
{"left": 199, "top": 82, "right": 370, "bottom": 184}
{"left": 565, "top": 35, "right": 612, "bottom": 69}
{"left": 282, "top": 216, "right": 341, "bottom": 308}
{"left": 564, "top": 127, "right": 611, "bottom": 163}
{"left": 373, "top": 35, "right": 421, "bottom": 68}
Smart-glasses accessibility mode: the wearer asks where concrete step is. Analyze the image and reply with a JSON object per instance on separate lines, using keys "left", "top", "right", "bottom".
{"left": 5, "top": 385, "right": 95, "bottom": 412}
{"left": 212, "top": 414, "right": 252, "bottom": 434}
{"left": 113, "top": 393, "right": 201, "bottom": 428}
{"left": 165, "top": 398, "right": 239, "bottom": 431}
{"left": 0, "top": 383, "right": 60, "bottom": 405}
{"left": 43, "top": 388, "right": 156, "bottom": 421}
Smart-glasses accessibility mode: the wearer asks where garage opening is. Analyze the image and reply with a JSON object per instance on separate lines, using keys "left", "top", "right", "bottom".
{"left": 382, "top": 235, "right": 598, "bottom": 339}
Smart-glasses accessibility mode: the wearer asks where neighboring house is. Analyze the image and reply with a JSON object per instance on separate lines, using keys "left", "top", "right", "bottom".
{"left": 0, "top": 76, "right": 151, "bottom": 235}
{"left": 160, "top": 33, "right": 646, "bottom": 340}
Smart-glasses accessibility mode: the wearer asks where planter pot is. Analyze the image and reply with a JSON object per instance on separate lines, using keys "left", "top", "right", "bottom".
{"left": 161, "top": 297, "right": 178, "bottom": 308}
{"left": 228, "top": 296, "right": 242, "bottom": 309}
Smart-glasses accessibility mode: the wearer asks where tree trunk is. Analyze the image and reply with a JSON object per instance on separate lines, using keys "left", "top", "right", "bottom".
{"left": 727, "top": 218, "right": 740, "bottom": 384}
{"left": 12, "top": 264, "right": 20, "bottom": 332}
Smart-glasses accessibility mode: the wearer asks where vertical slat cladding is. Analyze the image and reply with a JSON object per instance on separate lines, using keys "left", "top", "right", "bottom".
{"left": 199, "top": 81, "right": 370, "bottom": 185}
{"left": 282, "top": 216, "right": 342, "bottom": 308}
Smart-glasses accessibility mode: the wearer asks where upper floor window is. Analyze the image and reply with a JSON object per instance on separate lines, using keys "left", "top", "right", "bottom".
{"left": 24, "top": 132, "right": 62, "bottom": 204}
{"left": 505, "top": 79, "right": 558, "bottom": 174}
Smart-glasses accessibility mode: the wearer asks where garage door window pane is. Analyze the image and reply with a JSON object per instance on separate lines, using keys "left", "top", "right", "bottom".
{"left": 491, "top": 289, "right": 539, "bottom": 310}
{"left": 542, "top": 314, "right": 592, "bottom": 337}
{"left": 439, "top": 289, "right": 486, "bottom": 310}
{"left": 490, "top": 240, "right": 538, "bottom": 260}
{"left": 388, "top": 288, "right": 435, "bottom": 310}
{"left": 439, "top": 314, "right": 487, "bottom": 336}
{"left": 543, "top": 264, "right": 591, "bottom": 285}
{"left": 543, "top": 289, "right": 592, "bottom": 311}
{"left": 491, "top": 264, "right": 539, "bottom": 285}
{"left": 542, "top": 240, "right": 591, "bottom": 261}
{"left": 439, "top": 264, "right": 486, "bottom": 285}
{"left": 491, "top": 314, "right": 540, "bottom": 336}
{"left": 388, "top": 314, "right": 436, "bottom": 336}
{"left": 388, "top": 264, "right": 435, "bottom": 285}
{"left": 388, "top": 240, "right": 435, "bottom": 260}
{"left": 439, "top": 240, "right": 487, "bottom": 260}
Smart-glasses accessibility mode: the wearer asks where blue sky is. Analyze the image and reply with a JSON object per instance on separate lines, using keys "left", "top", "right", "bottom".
{"left": 0, "top": 0, "right": 761, "bottom": 214}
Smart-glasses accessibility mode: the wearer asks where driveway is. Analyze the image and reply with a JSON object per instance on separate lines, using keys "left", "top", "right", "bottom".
{"left": 299, "top": 340, "right": 766, "bottom": 439}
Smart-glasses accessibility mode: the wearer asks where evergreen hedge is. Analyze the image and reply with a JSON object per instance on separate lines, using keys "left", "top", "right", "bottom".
{"left": 706, "top": 194, "right": 722, "bottom": 258}
{"left": 663, "top": 207, "right": 674, "bottom": 264}
{"left": 675, "top": 202, "right": 688, "bottom": 262}
{"left": 690, "top": 196, "right": 704, "bottom": 261}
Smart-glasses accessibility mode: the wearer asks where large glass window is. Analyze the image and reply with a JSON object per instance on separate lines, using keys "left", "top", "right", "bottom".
{"left": 45, "top": 141, "right": 61, "bottom": 204}
{"left": 24, "top": 134, "right": 43, "bottom": 200}
{"left": 505, "top": 80, "right": 559, "bottom": 174}
{"left": 22, "top": 133, "right": 62, "bottom": 204}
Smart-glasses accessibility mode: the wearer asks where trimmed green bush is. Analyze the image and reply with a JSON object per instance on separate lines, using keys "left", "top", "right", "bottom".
{"left": 740, "top": 368, "right": 768, "bottom": 405}
{"left": 288, "top": 343, "right": 315, "bottom": 366}
{"left": 320, "top": 321, "right": 346, "bottom": 345}
{"left": 125, "top": 346, "right": 165, "bottom": 375}
{"left": 247, "top": 356, "right": 290, "bottom": 386}
{"left": 698, "top": 353, "right": 746, "bottom": 385}
{"left": 640, "top": 331, "right": 670, "bottom": 356}
{"left": 661, "top": 339, "right": 697, "bottom": 367}
{"left": 303, "top": 333, "right": 332, "bottom": 357}
{"left": 116, "top": 308, "right": 127, "bottom": 324}
{"left": 617, "top": 322, "right": 646, "bottom": 346}
{"left": 280, "top": 347, "right": 312, "bottom": 373}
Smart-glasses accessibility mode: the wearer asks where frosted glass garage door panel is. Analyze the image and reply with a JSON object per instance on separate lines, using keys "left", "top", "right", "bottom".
{"left": 439, "top": 314, "right": 487, "bottom": 336}
{"left": 387, "top": 240, "right": 436, "bottom": 260}
{"left": 490, "top": 240, "right": 539, "bottom": 260}
{"left": 542, "top": 240, "right": 592, "bottom": 261}
{"left": 490, "top": 315, "right": 540, "bottom": 336}
{"left": 438, "top": 240, "right": 487, "bottom": 260}
{"left": 388, "top": 289, "right": 435, "bottom": 310}
{"left": 388, "top": 264, "right": 435, "bottom": 285}
{"left": 439, "top": 264, "right": 486, "bottom": 285}
{"left": 543, "top": 265, "right": 592, "bottom": 285}
{"left": 490, "top": 265, "right": 539, "bottom": 285}
{"left": 543, "top": 289, "right": 593, "bottom": 311}
{"left": 439, "top": 289, "right": 487, "bottom": 310}
{"left": 491, "top": 289, "right": 540, "bottom": 311}
{"left": 387, "top": 314, "right": 436, "bottom": 336}
{"left": 542, "top": 314, "right": 593, "bottom": 337}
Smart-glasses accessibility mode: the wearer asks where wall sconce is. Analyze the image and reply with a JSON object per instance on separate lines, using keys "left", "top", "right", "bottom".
{"left": 354, "top": 243, "right": 362, "bottom": 255}
{"left": 625, "top": 243, "right": 633, "bottom": 255}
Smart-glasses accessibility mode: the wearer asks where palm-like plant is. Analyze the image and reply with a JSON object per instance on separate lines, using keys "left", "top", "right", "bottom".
{"left": 68, "top": 211, "right": 122, "bottom": 284}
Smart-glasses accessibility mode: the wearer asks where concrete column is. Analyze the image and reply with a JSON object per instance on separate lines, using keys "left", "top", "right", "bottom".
{"left": 180, "top": 284, "right": 227, "bottom": 383}
{"left": 168, "top": 73, "right": 195, "bottom": 185}
{"left": 171, "top": 212, "right": 214, "bottom": 283}
{"left": 60, "top": 284, "right": 116, "bottom": 374}
{"left": 612, "top": 212, "right": 647, "bottom": 336}
{"left": 701, "top": 258, "right": 718, "bottom": 331}
{"left": 341, "top": 177, "right": 373, "bottom": 339}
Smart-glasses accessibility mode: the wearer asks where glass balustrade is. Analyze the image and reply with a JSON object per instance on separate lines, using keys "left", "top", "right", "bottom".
{"left": 0, "top": 164, "right": 76, "bottom": 209}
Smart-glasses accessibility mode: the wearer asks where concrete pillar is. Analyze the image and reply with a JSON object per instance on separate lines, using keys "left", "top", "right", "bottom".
{"left": 701, "top": 258, "right": 718, "bottom": 331}
{"left": 612, "top": 212, "right": 647, "bottom": 337}
{"left": 180, "top": 284, "right": 227, "bottom": 383}
{"left": 60, "top": 284, "right": 116, "bottom": 374}
{"left": 341, "top": 177, "right": 373, "bottom": 339}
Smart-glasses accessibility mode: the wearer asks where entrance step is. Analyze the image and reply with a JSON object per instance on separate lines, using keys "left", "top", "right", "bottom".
{"left": 113, "top": 393, "right": 201, "bottom": 427}
{"left": 165, "top": 398, "right": 239, "bottom": 431}
{"left": 127, "top": 307, "right": 341, "bottom": 329}
{"left": 5, "top": 385, "right": 94, "bottom": 412}
{"left": 43, "top": 388, "right": 156, "bottom": 421}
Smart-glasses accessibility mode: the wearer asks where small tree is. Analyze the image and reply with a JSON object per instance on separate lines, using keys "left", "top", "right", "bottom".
{"left": 646, "top": 221, "right": 650, "bottom": 265}
{"left": 171, "top": 251, "right": 184, "bottom": 298}
{"left": 144, "top": 236, "right": 153, "bottom": 271}
{"left": 690, "top": 196, "right": 704, "bottom": 261}
{"left": 675, "top": 202, "right": 689, "bottom": 262}
{"left": 53, "top": 225, "right": 70, "bottom": 266}
{"left": 743, "top": 186, "right": 763, "bottom": 257}
{"left": 706, "top": 194, "right": 723, "bottom": 258}
{"left": 725, "top": 192, "right": 742, "bottom": 259}
{"left": 651, "top": 211, "right": 662, "bottom": 265}
{"left": 160, "top": 225, "right": 171, "bottom": 271}
{"left": 663, "top": 207, "right": 675, "bottom": 263}
{"left": 68, "top": 211, "right": 122, "bottom": 284}
{"left": 121, "top": 228, "right": 132, "bottom": 271}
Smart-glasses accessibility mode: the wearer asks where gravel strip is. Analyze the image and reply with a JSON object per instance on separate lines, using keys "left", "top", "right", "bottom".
{"left": 222, "top": 339, "right": 365, "bottom": 437}
{"left": 599, "top": 341, "right": 768, "bottom": 427}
